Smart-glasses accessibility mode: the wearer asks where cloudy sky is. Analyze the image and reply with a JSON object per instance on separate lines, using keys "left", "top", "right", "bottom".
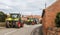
{"left": 0, "top": 0, "right": 56, "bottom": 15}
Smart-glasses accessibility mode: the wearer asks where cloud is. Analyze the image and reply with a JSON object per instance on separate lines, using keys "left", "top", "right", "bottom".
{"left": 21, "top": 12, "right": 32, "bottom": 15}
{"left": 0, "top": 3, "right": 12, "bottom": 9}
{"left": 0, "top": 0, "right": 57, "bottom": 15}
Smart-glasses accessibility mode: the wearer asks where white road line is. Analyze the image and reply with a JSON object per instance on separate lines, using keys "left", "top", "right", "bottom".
{"left": 4, "top": 30, "right": 17, "bottom": 35}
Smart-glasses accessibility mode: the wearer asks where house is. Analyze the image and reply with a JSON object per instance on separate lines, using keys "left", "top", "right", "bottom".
{"left": 42, "top": 0, "right": 60, "bottom": 35}
{"left": 22, "top": 15, "right": 42, "bottom": 22}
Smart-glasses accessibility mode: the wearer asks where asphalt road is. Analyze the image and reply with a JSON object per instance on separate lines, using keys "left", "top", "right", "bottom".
{"left": 0, "top": 24, "right": 42, "bottom": 35}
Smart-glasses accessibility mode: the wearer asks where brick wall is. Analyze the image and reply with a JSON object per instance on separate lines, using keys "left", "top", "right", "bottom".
{"left": 42, "top": 0, "right": 60, "bottom": 35}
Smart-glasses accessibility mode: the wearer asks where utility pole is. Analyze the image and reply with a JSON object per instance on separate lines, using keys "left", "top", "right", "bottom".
{"left": 42, "top": 2, "right": 47, "bottom": 18}
{"left": 44, "top": 2, "right": 47, "bottom": 10}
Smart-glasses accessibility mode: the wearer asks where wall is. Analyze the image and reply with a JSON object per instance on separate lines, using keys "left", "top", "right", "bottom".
{"left": 42, "top": 0, "right": 60, "bottom": 35}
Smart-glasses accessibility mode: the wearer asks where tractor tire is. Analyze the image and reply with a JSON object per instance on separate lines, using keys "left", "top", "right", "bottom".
{"left": 32, "top": 22, "right": 35, "bottom": 25}
{"left": 20, "top": 24, "right": 24, "bottom": 27}
{"left": 6, "top": 22, "right": 11, "bottom": 28}
{"left": 11, "top": 22, "right": 16, "bottom": 28}
{"left": 15, "top": 22, "right": 21, "bottom": 28}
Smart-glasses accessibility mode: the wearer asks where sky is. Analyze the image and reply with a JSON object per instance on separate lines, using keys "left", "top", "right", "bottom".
{"left": 0, "top": 0, "right": 56, "bottom": 15}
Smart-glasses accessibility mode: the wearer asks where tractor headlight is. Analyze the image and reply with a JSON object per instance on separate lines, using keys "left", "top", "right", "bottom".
{"left": 15, "top": 19, "right": 18, "bottom": 20}
{"left": 14, "top": 18, "right": 19, "bottom": 21}
{"left": 6, "top": 18, "right": 12, "bottom": 20}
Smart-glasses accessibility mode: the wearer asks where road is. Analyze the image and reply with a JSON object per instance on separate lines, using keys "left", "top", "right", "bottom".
{"left": 0, "top": 24, "right": 42, "bottom": 35}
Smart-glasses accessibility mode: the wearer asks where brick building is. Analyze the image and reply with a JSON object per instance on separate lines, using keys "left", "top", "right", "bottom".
{"left": 42, "top": 0, "right": 60, "bottom": 35}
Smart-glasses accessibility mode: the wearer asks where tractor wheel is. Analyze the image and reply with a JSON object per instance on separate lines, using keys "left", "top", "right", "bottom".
{"left": 15, "top": 22, "right": 21, "bottom": 28}
{"left": 11, "top": 22, "right": 16, "bottom": 28}
{"left": 32, "top": 22, "right": 35, "bottom": 25}
{"left": 6, "top": 22, "right": 11, "bottom": 28}
{"left": 20, "top": 24, "right": 24, "bottom": 27}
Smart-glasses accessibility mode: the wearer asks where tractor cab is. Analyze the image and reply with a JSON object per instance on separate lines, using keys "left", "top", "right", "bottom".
{"left": 10, "top": 14, "right": 21, "bottom": 18}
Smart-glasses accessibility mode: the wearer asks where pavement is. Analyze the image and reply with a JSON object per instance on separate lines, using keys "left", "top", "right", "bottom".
{"left": 0, "top": 24, "right": 42, "bottom": 35}
{"left": 31, "top": 25, "right": 43, "bottom": 35}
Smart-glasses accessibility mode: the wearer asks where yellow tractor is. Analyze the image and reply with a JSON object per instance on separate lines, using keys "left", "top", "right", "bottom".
{"left": 6, "top": 13, "right": 24, "bottom": 28}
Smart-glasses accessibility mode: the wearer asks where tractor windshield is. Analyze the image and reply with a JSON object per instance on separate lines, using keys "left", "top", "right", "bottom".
{"left": 10, "top": 14, "right": 20, "bottom": 18}
{"left": 11, "top": 15, "right": 18, "bottom": 18}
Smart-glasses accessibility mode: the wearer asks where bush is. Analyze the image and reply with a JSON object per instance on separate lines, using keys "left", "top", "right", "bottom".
{"left": 55, "top": 12, "right": 60, "bottom": 27}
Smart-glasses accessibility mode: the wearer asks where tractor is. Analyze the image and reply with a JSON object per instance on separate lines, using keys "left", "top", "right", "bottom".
{"left": 26, "top": 18, "right": 39, "bottom": 25}
{"left": 5, "top": 13, "right": 24, "bottom": 28}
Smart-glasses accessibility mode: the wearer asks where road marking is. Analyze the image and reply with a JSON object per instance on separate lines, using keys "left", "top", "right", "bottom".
{"left": 4, "top": 30, "right": 17, "bottom": 35}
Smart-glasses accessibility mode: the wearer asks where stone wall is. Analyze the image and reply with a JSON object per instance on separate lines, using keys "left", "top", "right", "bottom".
{"left": 47, "top": 27, "right": 60, "bottom": 35}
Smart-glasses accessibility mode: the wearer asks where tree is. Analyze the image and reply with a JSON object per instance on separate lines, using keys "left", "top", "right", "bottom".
{"left": 0, "top": 11, "right": 7, "bottom": 22}
{"left": 55, "top": 12, "right": 60, "bottom": 27}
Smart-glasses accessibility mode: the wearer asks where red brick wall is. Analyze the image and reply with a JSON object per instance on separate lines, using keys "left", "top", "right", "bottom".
{"left": 42, "top": 0, "right": 60, "bottom": 35}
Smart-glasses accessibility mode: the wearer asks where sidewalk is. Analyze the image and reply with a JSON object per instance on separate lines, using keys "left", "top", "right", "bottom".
{"left": 31, "top": 25, "right": 43, "bottom": 35}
